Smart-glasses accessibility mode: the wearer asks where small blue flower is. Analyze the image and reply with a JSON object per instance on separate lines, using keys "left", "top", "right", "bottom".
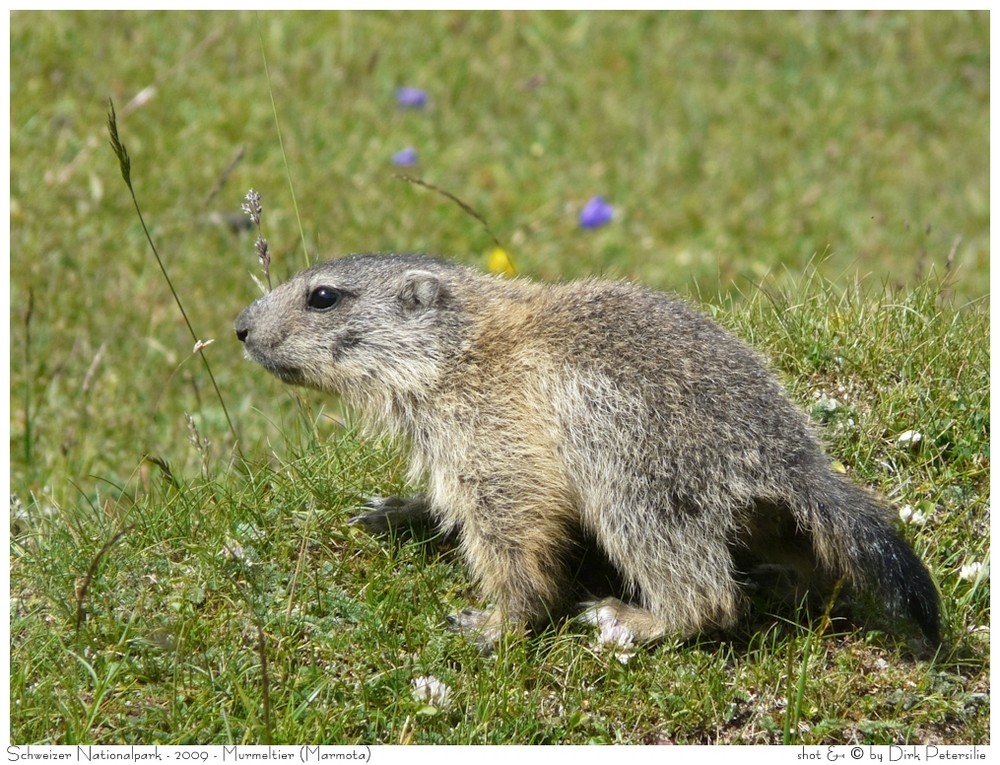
{"left": 579, "top": 196, "right": 615, "bottom": 229}
{"left": 396, "top": 87, "right": 428, "bottom": 109}
{"left": 391, "top": 147, "right": 418, "bottom": 166}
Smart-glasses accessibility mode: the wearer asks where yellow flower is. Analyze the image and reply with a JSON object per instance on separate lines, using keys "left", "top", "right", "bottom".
{"left": 487, "top": 247, "right": 516, "bottom": 277}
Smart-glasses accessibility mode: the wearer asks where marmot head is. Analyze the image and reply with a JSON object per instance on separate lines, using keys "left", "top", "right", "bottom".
{"left": 235, "top": 254, "right": 468, "bottom": 399}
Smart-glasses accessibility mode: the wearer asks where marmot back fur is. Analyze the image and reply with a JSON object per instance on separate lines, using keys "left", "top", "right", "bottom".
{"left": 235, "top": 254, "right": 940, "bottom": 648}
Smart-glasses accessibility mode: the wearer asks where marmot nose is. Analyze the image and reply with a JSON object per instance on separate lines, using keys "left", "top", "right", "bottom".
{"left": 235, "top": 325, "right": 249, "bottom": 343}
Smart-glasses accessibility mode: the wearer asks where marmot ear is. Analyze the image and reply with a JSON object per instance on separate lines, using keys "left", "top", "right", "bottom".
{"left": 398, "top": 270, "right": 443, "bottom": 313}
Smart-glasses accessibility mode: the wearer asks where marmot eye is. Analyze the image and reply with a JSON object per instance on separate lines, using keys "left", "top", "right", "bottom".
{"left": 308, "top": 286, "right": 343, "bottom": 310}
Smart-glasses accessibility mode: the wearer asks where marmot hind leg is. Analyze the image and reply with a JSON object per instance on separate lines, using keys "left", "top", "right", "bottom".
{"left": 582, "top": 512, "right": 744, "bottom": 642}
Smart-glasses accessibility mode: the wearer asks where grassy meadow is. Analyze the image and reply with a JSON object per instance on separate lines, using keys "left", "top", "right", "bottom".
{"left": 9, "top": 11, "right": 989, "bottom": 745}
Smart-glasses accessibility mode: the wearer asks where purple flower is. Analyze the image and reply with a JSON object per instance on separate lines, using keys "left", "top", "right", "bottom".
{"left": 391, "top": 147, "right": 418, "bottom": 166}
{"left": 579, "top": 196, "right": 615, "bottom": 229}
{"left": 396, "top": 87, "right": 428, "bottom": 109}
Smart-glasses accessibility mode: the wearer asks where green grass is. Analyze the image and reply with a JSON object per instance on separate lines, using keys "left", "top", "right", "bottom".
{"left": 10, "top": 10, "right": 989, "bottom": 745}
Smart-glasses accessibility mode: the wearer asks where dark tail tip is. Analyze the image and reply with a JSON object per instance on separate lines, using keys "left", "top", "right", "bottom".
{"left": 906, "top": 563, "right": 942, "bottom": 646}
{"left": 811, "top": 472, "right": 942, "bottom": 645}
{"left": 872, "top": 529, "right": 942, "bottom": 645}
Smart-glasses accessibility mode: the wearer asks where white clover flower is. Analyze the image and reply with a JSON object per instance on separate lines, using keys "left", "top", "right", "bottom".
{"left": 815, "top": 394, "right": 839, "bottom": 413}
{"left": 411, "top": 675, "right": 451, "bottom": 708}
{"left": 615, "top": 650, "right": 636, "bottom": 665}
{"left": 811, "top": 393, "right": 840, "bottom": 423}
{"left": 959, "top": 561, "right": 988, "bottom": 581}
{"left": 898, "top": 505, "right": 927, "bottom": 525}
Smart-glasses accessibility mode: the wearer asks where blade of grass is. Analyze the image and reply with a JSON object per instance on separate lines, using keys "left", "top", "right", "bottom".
{"left": 107, "top": 98, "right": 242, "bottom": 458}
{"left": 22, "top": 287, "right": 34, "bottom": 467}
{"left": 783, "top": 579, "right": 846, "bottom": 744}
{"left": 256, "top": 12, "right": 310, "bottom": 269}
{"left": 395, "top": 173, "right": 506, "bottom": 253}
{"left": 75, "top": 523, "right": 134, "bottom": 632}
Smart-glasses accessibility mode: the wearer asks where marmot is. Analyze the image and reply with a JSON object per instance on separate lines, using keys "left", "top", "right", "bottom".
{"left": 234, "top": 254, "right": 941, "bottom": 648}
